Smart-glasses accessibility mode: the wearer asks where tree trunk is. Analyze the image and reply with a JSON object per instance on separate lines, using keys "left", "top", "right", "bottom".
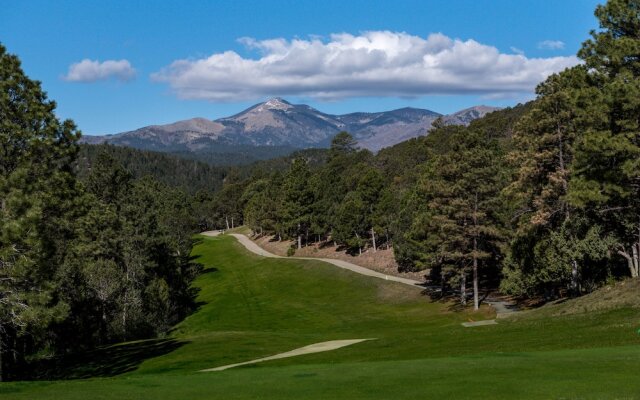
{"left": 472, "top": 191, "right": 479, "bottom": 310}
{"left": 225, "top": 215, "right": 230, "bottom": 231}
{"left": 618, "top": 249, "right": 637, "bottom": 278}
{"left": 102, "top": 304, "right": 108, "bottom": 344}
{"left": 473, "top": 241, "right": 479, "bottom": 310}
{"left": 371, "top": 227, "right": 377, "bottom": 252}
{"left": 231, "top": 217, "right": 234, "bottom": 229}
{"left": 571, "top": 260, "right": 579, "bottom": 296}
{"left": 460, "top": 272, "right": 467, "bottom": 306}
{"left": 122, "top": 302, "right": 127, "bottom": 341}
{"left": 297, "top": 234, "right": 302, "bottom": 250}
{"left": 0, "top": 330, "right": 4, "bottom": 382}
{"left": 632, "top": 243, "right": 639, "bottom": 278}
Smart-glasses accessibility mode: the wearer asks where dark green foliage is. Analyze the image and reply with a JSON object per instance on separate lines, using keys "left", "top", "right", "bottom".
{"left": 503, "top": 0, "right": 640, "bottom": 296}
{"left": 77, "top": 144, "right": 228, "bottom": 194}
{"left": 404, "top": 126, "right": 508, "bottom": 307}
{"left": 0, "top": 43, "right": 79, "bottom": 381}
{"left": 0, "top": 44, "right": 200, "bottom": 381}
{"left": 166, "top": 144, "right": 298, "bottom": 166}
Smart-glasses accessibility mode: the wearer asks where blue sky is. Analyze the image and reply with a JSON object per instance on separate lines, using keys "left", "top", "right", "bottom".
{"left": 1, "top": 0, "right": 601, "bottom": 135}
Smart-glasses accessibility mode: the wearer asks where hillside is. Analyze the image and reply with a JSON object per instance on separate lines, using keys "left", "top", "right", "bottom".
{"left": 76, "top": 144, "right": 229, "bottom": 194}
{"left": 520, "top": 279, "right": 640, "bottom": 317}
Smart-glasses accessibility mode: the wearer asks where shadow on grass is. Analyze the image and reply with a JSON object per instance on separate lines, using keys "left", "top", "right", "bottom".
{"left": 22, "top": 338, "right": 188, "bottom": 381}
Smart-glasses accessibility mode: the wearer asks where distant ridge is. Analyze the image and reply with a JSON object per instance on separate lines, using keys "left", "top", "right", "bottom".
{"left": 81, "top": 98, "right": 500, "bottom": 153}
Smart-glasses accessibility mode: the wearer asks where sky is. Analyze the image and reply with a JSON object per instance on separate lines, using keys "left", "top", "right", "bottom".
{"left": 1, "top": 0, "right": 602, "bottom": 135}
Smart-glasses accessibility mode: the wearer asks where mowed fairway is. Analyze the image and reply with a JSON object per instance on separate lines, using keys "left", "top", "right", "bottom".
{"left": 2, "top": 235, "right": 640, "bottom": 399}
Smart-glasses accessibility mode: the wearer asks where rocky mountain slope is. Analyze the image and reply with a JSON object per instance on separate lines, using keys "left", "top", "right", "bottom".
{"left": 81, "top": 98, "right": 499, "bottom": 152}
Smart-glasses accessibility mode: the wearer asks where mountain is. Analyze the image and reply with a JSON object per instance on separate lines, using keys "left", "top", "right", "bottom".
{"left": 442, "top": 105, "right": 501, "bottom": 126}
{"left": 342, "top": 107, "right": 442, "bottom": 152}
{"left": 81, "top": 98, "right": 500, "bottom": 153}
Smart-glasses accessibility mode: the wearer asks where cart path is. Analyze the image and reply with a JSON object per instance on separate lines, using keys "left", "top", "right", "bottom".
{"left": 201, "top": 231, "right": 422, "bottom": 287}
{"left": 199, "top": 339, "right": 374, "bottom": 372}
{"left": 238, "top": 232, "right": 422, "bottom": 288}
{"left": 200, "top": 231, "right": 518, "bottom": 320}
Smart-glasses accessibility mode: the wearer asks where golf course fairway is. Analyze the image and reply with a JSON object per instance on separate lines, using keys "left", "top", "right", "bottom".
{"left": 2, "top": 234, "right": 639, "bottom": 399}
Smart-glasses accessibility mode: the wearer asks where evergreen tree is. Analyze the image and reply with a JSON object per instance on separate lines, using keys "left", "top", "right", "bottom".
{"left": 406, "top": 127, "right": 506, "bottom": 308}
{"left": 0, "top": 44, "right": 79, "bottom": 380}
{"left": 570, "top": 0, "right": 640, "bottom": 278}
{"left": 281, "top": 158, "right": 315, "bottom": 249}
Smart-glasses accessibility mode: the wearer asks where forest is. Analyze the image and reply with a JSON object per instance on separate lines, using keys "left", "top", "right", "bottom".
{"left": 1, "top": 0, "right": 639, "bottom": 385}
{"left": 0, "top": 45, "right": 202, "bottom": 380}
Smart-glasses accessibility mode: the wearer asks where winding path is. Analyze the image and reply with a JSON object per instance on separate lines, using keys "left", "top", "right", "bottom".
{"left": 200, "top": 231, "right": 517, "bottom": 321}
{"left": 201, "top": 231, "right": 424, "bottom": 288}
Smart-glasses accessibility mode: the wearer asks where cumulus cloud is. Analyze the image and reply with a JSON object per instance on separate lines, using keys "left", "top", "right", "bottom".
{"left": 64, "top": 59, "right": 136, "bottom": 82}
{"left": 537, "top": 40, "right": 565, "bottom": 50}
{"left": 151, "top": 31, "right": 579, "bottom": 101}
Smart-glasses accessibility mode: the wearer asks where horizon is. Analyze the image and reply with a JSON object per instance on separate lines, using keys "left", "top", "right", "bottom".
{"left": 1, "top": 1, "right": 600, "bottom": 135}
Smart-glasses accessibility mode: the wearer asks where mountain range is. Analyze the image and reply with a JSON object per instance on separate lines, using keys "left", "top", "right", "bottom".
{"left": 81, "top": 98, "right": 500, "bottom": 153}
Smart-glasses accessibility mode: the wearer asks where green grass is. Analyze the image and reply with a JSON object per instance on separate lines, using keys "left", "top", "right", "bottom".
{"left": 3, "top": 235, "right": 640, "bottom": 399}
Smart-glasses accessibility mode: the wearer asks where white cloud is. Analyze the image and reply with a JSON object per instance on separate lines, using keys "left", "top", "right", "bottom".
{"left": 537, "top": 40, "right": 565, "bottom": 50}
{"left": 510, "top": 46, "right": 525, "bottom": 56}
{"left": 64, "top": 59, "right": 136, "bottom": 82}
{"left": 151, "top": 31, "right": 579, "bottom": 101}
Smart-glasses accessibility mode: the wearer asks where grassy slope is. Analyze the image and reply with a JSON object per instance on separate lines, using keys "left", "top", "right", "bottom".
{"left": 2, "top": 235, "right": 640, "bottom": 399}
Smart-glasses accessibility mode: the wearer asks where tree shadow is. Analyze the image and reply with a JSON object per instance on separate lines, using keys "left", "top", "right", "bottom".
{"left": 21, "top": 338, "right": 188, "bottom": 381}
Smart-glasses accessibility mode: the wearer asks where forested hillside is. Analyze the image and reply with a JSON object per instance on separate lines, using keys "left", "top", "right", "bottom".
{"left": 77, "top": 144, "right": 229, "bottom": 194}
{"left": 201, "top": 0, "right": 640, "bottom": 310}
{"left": 0, "top": 45, "right": 201, "bottom": 380}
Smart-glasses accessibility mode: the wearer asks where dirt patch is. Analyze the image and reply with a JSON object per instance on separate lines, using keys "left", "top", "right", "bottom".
{"left": 252, "top": 234, "right": 426, "bottom": 282}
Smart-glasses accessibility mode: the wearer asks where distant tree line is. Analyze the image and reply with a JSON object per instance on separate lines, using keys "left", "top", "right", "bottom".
{"left": 77, "top": 144, "right": 229, "bottom": 194}
{"left": 0, "top": 45, "right": 201, "bottom": 381}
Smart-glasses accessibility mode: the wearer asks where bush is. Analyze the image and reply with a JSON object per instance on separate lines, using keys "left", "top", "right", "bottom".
{"left": 287, "top": 247, "right": 296, "bottom": 257}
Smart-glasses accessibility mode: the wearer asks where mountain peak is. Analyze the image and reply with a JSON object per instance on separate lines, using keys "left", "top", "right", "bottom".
{"left": 262, "top": 97, "right": 292, "bottom": 111}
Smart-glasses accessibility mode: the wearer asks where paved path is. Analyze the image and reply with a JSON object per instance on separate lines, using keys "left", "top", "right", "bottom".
{"left": 201, "top": 230, "right": 224, "bottom": 238}
{"left": 486, "top": 298, "right": 520, "bottom": 319}
{"left": 200, "top": 339, "right": 374, "bottom": 372}
{"left": 200, "top": 230, "right": 518, "bottom": 321}
{"left": 228, "top": 233, "right": 424, "bottom": 288}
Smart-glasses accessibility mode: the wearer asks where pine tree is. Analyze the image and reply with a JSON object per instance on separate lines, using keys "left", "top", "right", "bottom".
{"left": 570, "top": 0, "right": 640, "bottom": 278}
{"left": 0, "top": 44, "right": 80, "bottom": 380}
{"left": 407, "top": 127, "right": 505, "bottom": 308}
{"left": 281, "top": 158, "right": 314, "bottom": 249}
